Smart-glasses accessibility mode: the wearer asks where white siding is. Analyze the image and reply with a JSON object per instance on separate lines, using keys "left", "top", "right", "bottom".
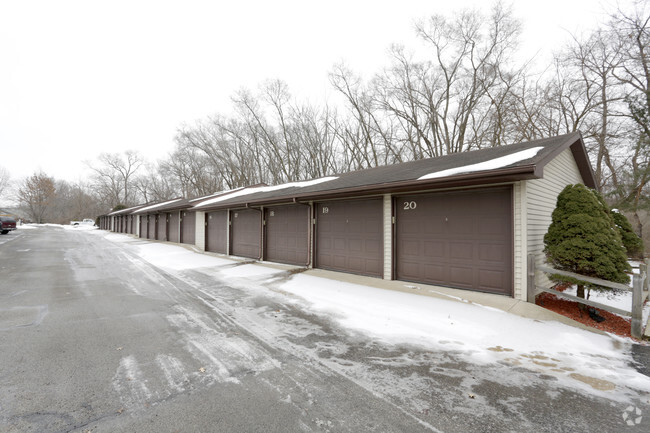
{"left": 513, "top": 182, "right": 526, "bottom": 300}
{"left": 526, "top": 149, "right": 584, "bottom": 289}
{"left": 135, "top": 215, "right": 140, "bottom": 237}
{"left": 383, "top": 194, "right": 392, "bottom": 280}
{"left": 195, "top": 211, "right": 205, "bottom": 251}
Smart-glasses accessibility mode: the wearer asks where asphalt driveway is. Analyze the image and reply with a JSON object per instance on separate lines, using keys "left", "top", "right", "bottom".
{"left": 0, "top": 226, "right": 648, "bottom": 432}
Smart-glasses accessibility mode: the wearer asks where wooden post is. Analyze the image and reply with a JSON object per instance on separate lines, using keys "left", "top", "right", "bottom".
{"left": 631, "top": 273, "right": 643, "bottom": 339}
{"left": 527, "top": 254, "right": 536, "bottom": 303}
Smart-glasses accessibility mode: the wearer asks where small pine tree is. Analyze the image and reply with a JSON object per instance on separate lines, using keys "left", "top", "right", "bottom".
{"left": 544, "top": 184, "right": 630, "bottom": 299}
{"left": 611, "top": 211, "right": 645, "bottom": 259}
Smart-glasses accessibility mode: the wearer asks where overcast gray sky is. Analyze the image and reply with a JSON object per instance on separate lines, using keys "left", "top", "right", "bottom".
{"left": 0, "top": 0, "right": 613, "bottom": 186}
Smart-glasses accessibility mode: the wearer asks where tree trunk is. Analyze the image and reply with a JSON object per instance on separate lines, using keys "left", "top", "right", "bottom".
{"left": 631, "top": 210, "right": 643, "bottom": 239}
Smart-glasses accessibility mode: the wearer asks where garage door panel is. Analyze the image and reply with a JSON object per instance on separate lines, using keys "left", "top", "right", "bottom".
{"left": 148, "top": 216, "right": 155, "bottom": 239}
{"left": 400, "top": 261, "right": 420, "bottom": 277}
{"left": 349, "top": 239, "right": 363, "bottom": 252}
{"left": 157, "top": 214, "right": 167, "bottom": 241}
{"left": 449, "top": 266, "right": 475, "bottom": 286}
{"left": 334, "top": 255, "right": 346, "bottom": 268}
{"left": 450, "top": 242, "right": 473, "bottom": 260}
{"left": 365, "top": 239, "right": 380, "bottom": 251}
{"left": 206, "top": 211, "right": 227, "bottom": 254}
{"left": 424, "top": 220, "right": 444, "bottom": 235}
{"left": 232, "top": 209, "right": 261, "bottom": 259}
{"left": 401, "top": 239, "right": 420, "bottom": 254}
{"left": 479, "top": 269, "right": 506, "bottom": 290}
{"left": 396, "top": 187, "right": 512, "bottom": 295}
{"left": 264, "top": 205, "right": 309, "bottom": 266}
{"left": 181, "top": 212, "right": 196, "bottom": 245}
{"left": 449, "top": 217, "right": 472, "bottom": 234}
{"left": 425, "top": 264, "right": 447, "bottom": 281}
{"left": 169, "top": 213, "right": 180, "bottom": 243}
{"left": 316, "top": 199, "right": 383, "bottom": 277}
{"left": 424, "top": 241, "right": 445, "bottom": 258}
{"left": 479, "top": 243, "right": 506, "bottom": 262}
{"left": 479, "top": 217, "right": 507, "bottom": 235}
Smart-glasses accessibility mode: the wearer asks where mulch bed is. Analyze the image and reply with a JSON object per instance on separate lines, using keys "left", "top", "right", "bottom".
{"left": 535, "top": 291, "right": 638, "bottom": 339}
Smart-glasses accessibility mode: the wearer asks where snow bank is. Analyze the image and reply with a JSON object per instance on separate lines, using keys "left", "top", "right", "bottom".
{"left": 419, "top": 147, "right": 544, "bottom": 180}
{"left": 279, "top": 273, "right": 650, "bottom": 397}
{"left": 134, "top": 242, "right": 233, "bottom": 270}
{"left": 63, "top": 224, "right": 98, "bottom": 231}
{"left": 15, "top": 224, "right": 37, "bottom": 230}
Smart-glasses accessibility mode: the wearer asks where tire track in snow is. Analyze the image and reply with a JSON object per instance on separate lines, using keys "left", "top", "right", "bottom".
{"left": 195, "top": 289, "right": 444, "bottom": 433}
{"left": 112, "top": 355, "right": 153, "bottom": 411}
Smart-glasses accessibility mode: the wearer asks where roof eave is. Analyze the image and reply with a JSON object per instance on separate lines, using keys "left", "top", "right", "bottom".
{"left": 532, "top": 132, "right": 597, "bottom": 190}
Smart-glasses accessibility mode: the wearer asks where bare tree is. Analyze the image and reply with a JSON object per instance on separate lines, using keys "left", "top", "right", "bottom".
{"left": 330, "top": 63, "right": 399, "bottom": 169}
{"left": 0, "top": 166, "right": 10, "bottom": 199}
{"left": 17, "top": 172, "right": 56, "bottom": 223}
{"left": 47, "top": 180, "right": 104, "bottom": 224}
{"left": 608, "top": 1, "right": 650, "bottom": 236}
{"left": 133, "top": 163, "right": 179, "bottom": 203}
{"left": 87, "top": 151, "right": 144, "bottom": 207}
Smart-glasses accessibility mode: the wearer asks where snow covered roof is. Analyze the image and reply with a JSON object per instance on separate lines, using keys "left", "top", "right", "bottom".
{"left": 107, "top": 203, "right": 150, "bottom": 216}
{"left": 194, "top": 132, "right": 594, "bottom": 211}
{"left": 194, "top": 177, "right": 339, "bottom": 208}
{"left": 131, "top": 198, "right": 185, "bottom": 214}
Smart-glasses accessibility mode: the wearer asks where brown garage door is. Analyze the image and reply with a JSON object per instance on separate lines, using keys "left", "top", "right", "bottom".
{"left": 395, "top": 187, "right": 513, "bottom": 296}
{"left": 265, "top": 205, "right": 309, "bottom": 266}
{"left": 206, "top": 211, "right": 228, "bottom": 254}
{"left": 140, "top": 215, "right": 147, "bottom": 238}
{"left": 231, "top": 209, "right": 262, "bottom": 259}
{"left": 181, "top": 211, "right": 195, "bottom": 245}
{"left": 157, "top": 213, "right": 168, "bottom": 241}
{"left": 316, "top": 199, "right": 383, "bottom": 277}
{"left": 169, "top": 212, "right": 180, "bottom": 243}
{"left": 147, "top": 215, "right": 156, "bottom": 239}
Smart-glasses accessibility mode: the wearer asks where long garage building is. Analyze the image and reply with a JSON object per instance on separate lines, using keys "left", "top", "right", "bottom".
{"left": 102, "top": 132, "right": 596, "bottom": 302}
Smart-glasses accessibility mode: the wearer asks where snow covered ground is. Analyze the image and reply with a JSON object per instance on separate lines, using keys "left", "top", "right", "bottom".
{"left": 85, "top": 230, "right": 650, "bottom": 403}
{"left": 14, "top": 223, "right": 98, "bottom": 231}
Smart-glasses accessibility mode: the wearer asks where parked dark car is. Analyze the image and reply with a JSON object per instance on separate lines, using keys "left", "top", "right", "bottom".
{"left": 0, "top": 216, "right": 17, "bottom": 234}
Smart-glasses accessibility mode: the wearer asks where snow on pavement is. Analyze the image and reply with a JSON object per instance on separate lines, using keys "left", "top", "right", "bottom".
{"left": 97, "top": 231, "right": 650, "bottom": 401}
